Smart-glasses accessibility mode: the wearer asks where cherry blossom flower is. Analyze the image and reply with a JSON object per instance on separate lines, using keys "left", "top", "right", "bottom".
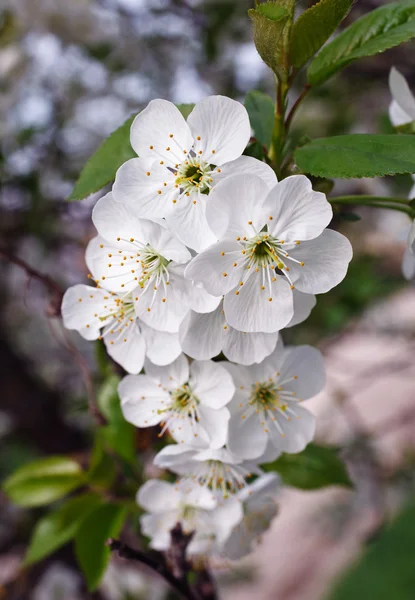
{"left": 62, "top": 284, "right": 181, "bottom": 374}
{"left": 224, "top": 339, "right": 325, "bottom": 460}
{"left": 118, "top": 354, "right": 234, "bottom": 448}
{"left": 223, "top": 473, "right": 280, "bottom": 560}
{"left": 137, "top": 479, "right": 243, "bottom": 556}
{"left": 179, "top": 291, "right": 316, "bottom": 365}
{"left": 112, "top": 97, "right": 277, "bottom": 251}
{"left": 389, "top": 67, "right": 415, "bottom": 127}
{"left": 154, "top": 445, "right": 261, "bottom": 497}
{"left": 86, "top": 192, "right": 218, "bottom": 333}
{"left": 185, "top": 174, "right": 352, "bottom": 333}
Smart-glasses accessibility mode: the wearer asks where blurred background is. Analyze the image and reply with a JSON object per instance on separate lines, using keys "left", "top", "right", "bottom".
{"left": 1, "top": 0, "right": 415, "bottom": 598}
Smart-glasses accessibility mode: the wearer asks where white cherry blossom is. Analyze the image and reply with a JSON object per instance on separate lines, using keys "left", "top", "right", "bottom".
{"left": 224, "top": 339, "right": 325, "bottom": 460}
{"left": 137, "top": 479, "right": 243, "bottom": 556}
{"left": 112, "top": 97, "right": 277, "bottom": 251}
{"left": 154, "top": 445, "right": 261, "bottom": 497}
{"left": 179, "top": 291, "right": 316, "bottom": 365}
{"left": 223, "top": 473, "right": 280, "bottom": 560}
{"left": 61, "top": 284, "right": 181, "bottom": 374}
{"left": 118, "top": 354, "right": 234, "bottom": 448}
{"left": 185, "top": 174, "right": 352, "bottom": 333}
{"left": 86, "top": 192, "right": 216, "bottom": 333}
{"left": 389, "top": 67, "right": 415, "bottom": 127}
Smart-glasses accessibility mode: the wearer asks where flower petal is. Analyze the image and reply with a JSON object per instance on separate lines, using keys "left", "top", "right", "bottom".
{"left": 389, "top": 67, "right": 415, "bottom": 125}
{"left": 113, "top": 157, "right": 177, "bottom": 217}
{"left": 187, "top": 284, "right": 222, "bottom": 314}
{"left": 166, "top": 191, "right": 217, "bottom": 252}
{"left": 223, "top": 328, "right": 278, "bottom": 365}
{"left": 119, "top": 374, "right": 170, "bottom": 426}
{"left": 141, "top": 513, "right": 178, "bottom": 550}
{"left": 402, "top": 247, "right": 415, "bottom": 280}
{"left": 197, "top": 405, "right": 230, "bottom": 449}
{"left": 187, "top": 96, "right": 250, "bottom": 166}
{"left": 184, "top": 240, "right": 245, "bottom": 297}
{"left": 137, "top": 479, "right": 181, "bottom": 513}
{"left": 179, "top": 308, "right": 224, "bottom": 360}
{"left": 190, "top": 360, "right": 235, "bottom": 409}
{"left": 227, "top": 409, "right": 268, "bottom": 460}
{"left": 140, "top": 322, "right": 182, "bottom": 366}
{"left": 144, "top": 353, "right": 189, "bottom": 389}
{"left": 280, "top": 345, "right": 325, "bottom": 400}
{"left": 270, "top": 404, "right": 316, "bottom": 454}
{"left": 211, "top": 155, "right": 277, "bottom": 190}
{"left": 264, "top": 175, "right": 332, "bottom": 242}
{"left": 130, "top": 99, "right": 193, "bottom": 164}
{"left": 104, "top": 320, "right": 146, "bottom": 374}
{"left": 286, "top": 290, "right": 316, "bottom": 328}
{"left": 177, "top": 479, "right": 217, "bottom": 510}
{"left": 224, "top": 272, "right": 294, "bottom": 333}
{"left": 288, "top": 229, "right": 353, "bottom": 294}
{"left": 86, "top": 236, "right": 139, "bottom": 293}
{"left": 205, "top": 174, "right": 269, "bottom": 240}
{"left": 62, "top": 284, "right": 109, "bottom": 340}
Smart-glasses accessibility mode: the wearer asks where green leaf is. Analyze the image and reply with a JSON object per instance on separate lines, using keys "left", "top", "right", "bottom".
{"left": 3, "top": 456, "right": 85, "bottom": 507}
{"left": 87, "top": 436, "right": 117, "bottom": 489}
{"left": 75, "top": 503, "right": 127, "bottom": 591}
{"left": 328, "top": 500, "right": 415, "bottom": 600}
{"left": 98, "top": 375, "right": 136, "bottom": 464}
{"left": 262, "top": 443, "right": 352, "bottom": 489}
{"left": 244, "top": 91, "right": 275, "bottom": 148}
{"left": 308, "top": 1, "right": 415, "bottom": 85}
{"left": 177, "top": 104, "right": 195, "bottom": 119}
{"left": 294, "top": 134, "right": 415, "bottom": 179}
{"left": 248, "top": 3, "right": 290, "bottom": 78}
{"left": 25, "top": 493, "right": 101, "bottom": 565}
{"left": 337, "top": 211, "right": 362, "bottom": 222}
{"left": 68, "top": 114, "right": 136, "bottom": 201}
{"left": 290, "top": 0, "right": 355, "bottom": 69}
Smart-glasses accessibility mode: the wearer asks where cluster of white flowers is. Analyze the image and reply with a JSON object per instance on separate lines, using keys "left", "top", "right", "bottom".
{"left": 389, "top": 68, "right": 415, "bottom": 280}
{"left": 62, "top": 96, "right": 353, "bottom": 559}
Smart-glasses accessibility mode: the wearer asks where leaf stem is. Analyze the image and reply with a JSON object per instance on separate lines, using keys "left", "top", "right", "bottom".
{"left": 285, "top": 84, "right": 311, "bottom": 131}
{"left": 329, "top": 196, "right": 413, "bottom": 216}
{"left": 270, "top": 78, "right": 289, "bottom": 177}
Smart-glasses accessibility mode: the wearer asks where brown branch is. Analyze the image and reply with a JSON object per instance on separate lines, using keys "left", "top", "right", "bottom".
{"left": 285, "top": 84, "right": 311, "bottom": 132}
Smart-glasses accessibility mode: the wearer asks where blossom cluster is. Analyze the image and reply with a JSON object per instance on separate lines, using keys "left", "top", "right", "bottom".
{"left": 62, "top": 96, "right": 353, "bottom": 559}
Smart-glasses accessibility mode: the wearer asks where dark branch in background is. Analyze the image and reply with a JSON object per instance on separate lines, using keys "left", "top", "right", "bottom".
{"left": 0, "top": 247, "right": 107, "bottom": 426}
{"left": 108, "top": 523, "right": 218, "bottom": 600}
{"left": 285, "top": 84, "right": 311, "bottom": 132}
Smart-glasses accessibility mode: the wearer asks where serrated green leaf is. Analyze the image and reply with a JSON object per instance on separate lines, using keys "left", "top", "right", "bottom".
{"left": 68, "top": 115, "right": 136, "bottom": 201}
{"left": 244, "top": 91, "right": 275, "bottom": 148}
{"left": 328, "top": 500, "right": 415, "bottom": 600}
{"left": 75, "top": 503, "right": 127, "bottom": 591}
{"left": 262, "top": 443, "right": 352, "bottom": 489}
{"left": 290, "top": 0, "right": 355, "bottom": 69}
{"left": 295, "top": 134, "right": 415, "bottom": 179}
{"left": 177, "top": 104, "right": 195, "bottom": 119}
{"left": 256, "top": 2, "right": 288, "bottom": 20}
{"left": 3, "top": 456, "right": 85, "bottom": 507}
{"left": 308, "top": 1, "right": 415, "bottom": 85}
{"left": 248, "top": 3, "right": 290, "bottom": 78}
{"left": 25, "top": 493, "right": 101, "bottom": 565}
{"left": 98, "top": 375, "right": 136, "bottom": 464}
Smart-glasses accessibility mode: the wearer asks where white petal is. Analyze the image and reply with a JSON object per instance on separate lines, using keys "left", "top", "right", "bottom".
{"left": 402, "top": 247, "right": 415, "bottom": 280}
{"left": 153, "top": 444, "right": 196, "bottom": 473}
{"left": 407, "top": 219, "right": 415, "bottom": 254}
{"left": 144, "top": 353, "right": 189, "bottom": 389}
{"left": 187, "top": 96, "right": 250, "bottom": 166}
{"left": 190, "top": 360, "right": 235, "bottom": 409}
{"left": 137, "top": 479, "right": 181, "bottom": 513}
{"left": 113, "top": 157, "right": 177, "bottom": 217}
{"left": 238, "top": 473, "right": 280, "bottom": 504}
{"left": 119, "top": 374, "right": 170, "bottom": 426}
{"left": 166, "top": 192, "right": 217, "bottom": 252}
{"left": 61, "top": 284, "right": 108, "bottom": 340}
{"left": 227, "top": 409, "right": 268, "bottom": 460}
{"left": 135, "top": 264, "right": 189, "bottom": 333}
{"left": 288, "top": 229, "right": 353, "bottom": 294}
{"left": 389, "top": 67, "right": 415, "bottom": 125}
{"left": 211, "top": 155, "right": 277, "bottom": 190}
{"left": 184, "top": 240, "right": 245, "bottom": 297}
{"left": 221, "top": 362, "right": 255, "bottom": 390}
{"left": 197, "top": 405, "right": 230, "bottom": 449}
{"left": 104, "top": 320, "right": 146, "bottom": 374}
{"left": 86, "top": 236, "right": 138, "bottom": 293}
{"left": 209, "top": 496, "right": 243, "bottom": 545}
{"left": 179, "top": 308, "right": 224, "bottom": 360}
{"left": 265, "top": 175, "right": 332, "bottom": 242}
{"left": 280, "top": 345, "right": 326, "bottom": 400}
{"left": 272, "top": 405, "right": 316, "bottom": 454}
{"left": 140, "top": 322, "right": 182, "bottom": 366}
{"left": 187, "top": 284, "right": 222, "bottom": 314}
{"left": 168, "top": 414, "right": 210, "bottom": 448}
{"left": 141, "top": 512, "right": 178, "bottom": 550}
{"left": 130, "top": 99, "right": 193, "bottom": 164}
{"left": 205, "top": 174, "right": 269, "bottom": 240}
{"left": 223, "top": 328, "right": 278, "bottom": 365}
{"left": 177, "top": 479, "right": 217, "bottom": 510}
{"left": 246, "top": 337, "right": 285, "bottom": 383}
{"left": 224, "top": 272, "right": 294, "bottom": 333}
{"left": 286, "top": 290, "right": 316, "bottom": 328}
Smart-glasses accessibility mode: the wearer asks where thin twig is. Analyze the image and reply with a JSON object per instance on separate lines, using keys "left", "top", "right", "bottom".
{"left": 285, "top": 84, "right": 311, "bottom": 132}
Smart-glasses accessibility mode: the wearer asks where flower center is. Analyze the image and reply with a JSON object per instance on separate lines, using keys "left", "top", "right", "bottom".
{"left": 174, "top": 156, "right": 212, "bottom": 194}
{"left": 191, "top": 460, "right": 252, "bottom": 498}
{"left": 249, "top": 380, "right": 286, "bottom": 411}
{"left": 138, "top": 245, "right": 170, "bottom": 288}
{"left": 91, "top": 293, "right": 137, "bottom": 345}
{"left": 170, "top": 384, "right": 200, "bottom": 413}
